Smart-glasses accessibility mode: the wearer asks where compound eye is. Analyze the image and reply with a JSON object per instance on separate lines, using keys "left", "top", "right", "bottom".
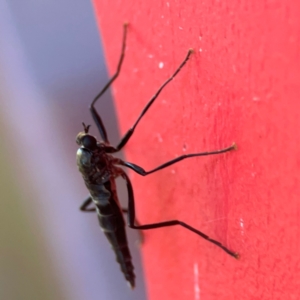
{"left": 81, "top": 135, "right": 97, "bottom": 150}
{"left": 76, "top": 132, "right": 85, "bottom": 145}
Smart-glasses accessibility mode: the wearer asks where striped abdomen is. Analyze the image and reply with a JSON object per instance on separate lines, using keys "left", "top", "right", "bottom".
{"left": 97, "top": 207, "right": 135, "bottom": 288}
{"left": 89, "top": 180, "right": 135, "bottom": 289}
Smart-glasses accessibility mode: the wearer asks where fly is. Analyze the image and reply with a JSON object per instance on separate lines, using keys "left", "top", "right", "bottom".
{"left": 76, "top": 23, "right": 239, "bottom": 289}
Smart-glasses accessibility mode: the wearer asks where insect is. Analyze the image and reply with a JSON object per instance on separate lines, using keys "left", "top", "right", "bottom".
{"left": 76, "top": 23, "right": 239, "bottom": 289}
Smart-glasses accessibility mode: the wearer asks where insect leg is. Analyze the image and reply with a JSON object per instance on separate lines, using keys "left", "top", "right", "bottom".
{"left": 80, "top": 196, "right": 96, "bottom": 212}
{"left": 121, "top": 171, "right": 239, "bottom": 259}
{"left": 119, "top": 143, "right": 237, "bottom": 176}
{"left": 90, "top": 23, "right": 128, "bottom": 143}
{"left": 114, "top": 49, "right": 193, "bottom": 152}
{"left": 122, "top": 208, "right": 144, "bottom": 243}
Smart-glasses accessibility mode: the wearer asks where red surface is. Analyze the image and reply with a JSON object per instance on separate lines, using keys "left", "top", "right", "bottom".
{"left": 93, "top": 1, "right": 300, "bottom": 299}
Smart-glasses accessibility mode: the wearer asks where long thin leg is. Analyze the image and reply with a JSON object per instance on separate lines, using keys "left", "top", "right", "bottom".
{"left": 119, "top": 143, "right": 237, "bottom": 176}
{"left": 121, "top": 171, "right": 239, "bottom": 259}
{"left": 80, "top": 200, "right": 131, "bottom": 215}
{"left": 122, "top": 208, "right": 141, "bottom": 226}
{"left": 122, "top": 208, "right": 144, "bottom": 243}
{"left": 113, "top": 48, "right": 194, "bottom": 152}
{"left": 90, "top": 23, "right": 128, "bottom": 143}
{"left": 80, "top": 197, "right": 130, "bottom": 215}
{"left": 80, "top": 196, "right": 96, "bottom": 212}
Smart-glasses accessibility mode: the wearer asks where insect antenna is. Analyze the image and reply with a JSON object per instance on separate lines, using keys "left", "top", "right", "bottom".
{"left": 82, "top": 122, "right": 91, "bottom": 133}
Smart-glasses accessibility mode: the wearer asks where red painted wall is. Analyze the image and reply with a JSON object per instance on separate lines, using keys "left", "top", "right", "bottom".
{"left": 93, "top": 1, "right": 300, "bottom": 299}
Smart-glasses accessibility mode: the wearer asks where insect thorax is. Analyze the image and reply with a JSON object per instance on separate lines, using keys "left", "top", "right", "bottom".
{"left": 77, "top": 146, "right": 113, "bottom": 183}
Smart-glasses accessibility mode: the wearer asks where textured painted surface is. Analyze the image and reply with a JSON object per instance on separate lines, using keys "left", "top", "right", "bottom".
{"left": 93, "top": 1, "right": 300, "bottom": 299}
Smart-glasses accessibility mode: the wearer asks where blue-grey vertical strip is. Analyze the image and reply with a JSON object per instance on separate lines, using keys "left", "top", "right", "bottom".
{"left": 0, "top": 0, "right": 146, "bottom": 299}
